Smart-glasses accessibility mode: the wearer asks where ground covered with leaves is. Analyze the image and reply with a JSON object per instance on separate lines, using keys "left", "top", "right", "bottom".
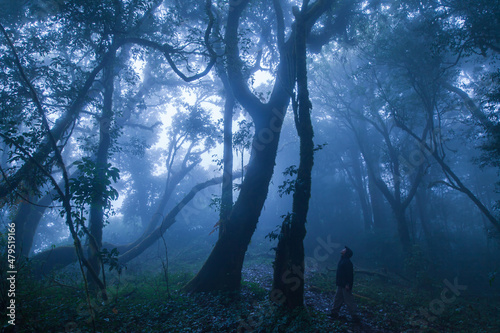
{"left": 2, "top": 256, "right": 499, "bottom": 333}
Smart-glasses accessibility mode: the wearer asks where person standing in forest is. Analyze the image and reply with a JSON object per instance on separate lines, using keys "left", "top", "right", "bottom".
{"left": 330, "top": 246, "right": 360, "bottom": 322}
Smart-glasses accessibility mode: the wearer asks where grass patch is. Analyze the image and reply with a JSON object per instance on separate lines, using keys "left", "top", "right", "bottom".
{"left": 3, "top": 264, "right": 499, "bottom": 332}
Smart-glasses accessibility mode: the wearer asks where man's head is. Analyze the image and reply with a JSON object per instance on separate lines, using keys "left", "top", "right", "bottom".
{"left": 341, "top": 246, "right": 353, "bottom": 258}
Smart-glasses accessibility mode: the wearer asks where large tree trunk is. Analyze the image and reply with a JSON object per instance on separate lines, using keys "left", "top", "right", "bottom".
{"left": 272, "top": 6, "right": 314, "bottom": 309}
{"left": 183, "top": 110, "right": 285, "bottom": 292}
{"left": 14, "top": 170, "right": 79, "bottom": 257}
{"left": 355, "top": 131, "right": 420, "bottom": 254}
{"left": 356, "top": 123, "right": 387, "bottom": 231}
{"left": 183, "top": 0, "right": 292, "bottom": 293}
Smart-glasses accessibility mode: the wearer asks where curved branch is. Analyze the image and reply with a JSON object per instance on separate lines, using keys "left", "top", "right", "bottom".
{"left": 121, "top": 37, "right": 216, "bottom": 82}
{"left": 30, "top": 172, "right": 243, "bottom": 274}
{"left": 442, "top": 81, "right": 496, "bottom": 132}
{"left": 224, "top": 0, "right": 265, "bottom": 116}
{"left": 117, "top": 172, "right": 242, "bottom": 263}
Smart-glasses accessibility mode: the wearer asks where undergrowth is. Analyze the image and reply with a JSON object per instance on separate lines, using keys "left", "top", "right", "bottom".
{"left": 1, "top": 264, "right": 499, "bottom": 332}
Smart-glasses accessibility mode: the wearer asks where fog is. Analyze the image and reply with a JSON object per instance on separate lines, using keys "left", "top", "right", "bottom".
{"left": 1, "top": 0, "right": 499, "bottom": 331}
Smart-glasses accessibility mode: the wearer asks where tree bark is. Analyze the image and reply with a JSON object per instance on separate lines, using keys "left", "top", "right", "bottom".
{"left": 14, "top": 192, "right": 56, "bottom": 257}
{"left": 87, "top": 52, "right": 116, "bottom": 286}
{"left": 272, "top": 4, "right": 314, "bottom": 309}
{"left": 184, "top": 110, "right": 286, "bottom": 292}
{"left": 220, "top": 93, "right": 234, "bottom": 238}
{"left": 353, "top": 119, "right": 423, "bottom": 254}
{"left": 183, "top": 0, "right": 292, "bottom": 293}
{"left": 368, "top": 170, "right": 387, "bottom": 231}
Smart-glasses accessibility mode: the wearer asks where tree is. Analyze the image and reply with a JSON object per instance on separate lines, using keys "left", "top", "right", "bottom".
{"left": 184, "top": 0, "right": 355, "bottom": 293}
{"left": 271, "top": 2, "right": 315, "bottom": 309}
{"left": 0, "top": 0, "right": 219, "bottom": 284}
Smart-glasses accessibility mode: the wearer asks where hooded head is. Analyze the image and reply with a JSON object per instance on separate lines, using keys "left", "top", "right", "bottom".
{"left": 343, "top": 246, "right": 353, "bottom": 259}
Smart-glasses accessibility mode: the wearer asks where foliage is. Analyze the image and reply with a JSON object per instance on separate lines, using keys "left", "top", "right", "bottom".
{"left": 170, "top": 105, "right": 220, "bottom": 150}
{"left": 100, "top": 247, "right": 125, "bottom": 275}
{"left": 277, "top": 165, "right": 298, "bottom": 197}
{"left": 209, "top": 194, "right": 221, "bottom": 213}
{"left": 9, "top": 263, "right": 500, "bottom": 332}
{"left": 70, "top": 158, "right": 120, "bottom": 207}
{"left": 67, "top": 157, "right": 120, "bottom": 234}
{"left": 1, "top": 0, "right": 499, "bottom": 331}
{"left": 233, "top": 120, "right": 254, "bottom": 155}
{"left": 265, "top": 213, "right": 292, "bottom": 242}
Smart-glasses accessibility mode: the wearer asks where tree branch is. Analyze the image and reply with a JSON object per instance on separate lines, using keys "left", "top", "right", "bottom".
{"left": 117, "top": 172, "right": 243, "bottom": 263}
{"left": 121, "top": 34, "right": 216, "bottom": 82}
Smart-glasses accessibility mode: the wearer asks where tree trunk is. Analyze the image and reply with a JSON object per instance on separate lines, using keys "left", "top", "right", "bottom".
{"left": 272, "top": 6, "right": 314, "bottom": 309}
{"left": 14, "top": 170, "right": 79, "bottom": 257}
{"left": 141, "top": 163, "right": 198, "bottom": 237}
{"left": 356, "top": 123, "right": 386, "bottom": 231}
{"left": 397, "top": 121, "right": 500, "bottom": 233}
{"left": 350, "top": 147, "right": 372, "bottom": 231}
{"left": 394, "top": 206, "right": 412, "bottom": 254}
{"left": 220, "top": 93, "right": 234, "bottom": 238}
{"left": 183, "top": 0, "right": 293, "bottom": 293}
{"left": 184, "top": 0, "right": 342, "bottom": 293}
{"left": 368, "top": 172, "right": 387, "bottom": 231}
{"left": 183, "top": 109, "right": 286, "bottom": 292}
{"left": 13, "top": 196, "right": 45, "bottom": 257}
{"left": 87, "top": 54, "right": 115, "bottom": 286}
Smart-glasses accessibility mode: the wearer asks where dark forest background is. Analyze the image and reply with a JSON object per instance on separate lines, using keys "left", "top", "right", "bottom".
{"left": 0, "top": 0, "right": 499, "bottom": 332}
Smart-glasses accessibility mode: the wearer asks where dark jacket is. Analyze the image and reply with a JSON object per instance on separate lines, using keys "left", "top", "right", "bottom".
{"left": 336, "top": 250, "right": 354, "bottom": 289}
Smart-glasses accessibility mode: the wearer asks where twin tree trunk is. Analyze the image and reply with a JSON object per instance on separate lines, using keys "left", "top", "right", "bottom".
{"left": 184, "top": 0, "right": 342, "bottom": 297}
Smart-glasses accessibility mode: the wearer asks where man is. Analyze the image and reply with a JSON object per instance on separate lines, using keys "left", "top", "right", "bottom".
{"left": 330, "top": 246, "right": 360, "bottom": 322}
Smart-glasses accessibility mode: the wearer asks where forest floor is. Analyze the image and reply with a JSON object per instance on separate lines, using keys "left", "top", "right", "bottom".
{"left": 2, "top": 237, "right": 499, "bottom": 333}
{"left": 4, "top": 255, "right": 499, "bottom": 333}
